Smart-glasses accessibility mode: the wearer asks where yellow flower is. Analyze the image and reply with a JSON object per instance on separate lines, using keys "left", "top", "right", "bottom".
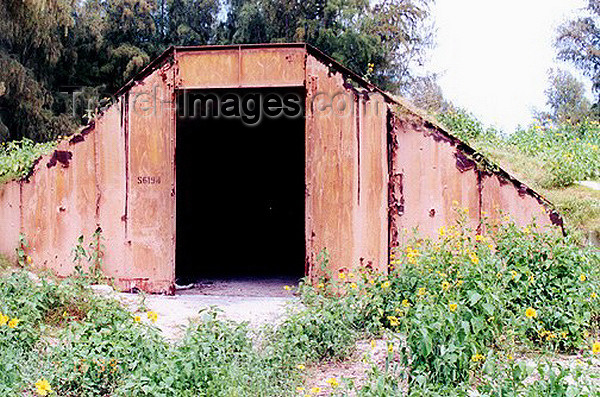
{"left": 441, "top": 281, "right": 450, "bottom": 291}
{"left": 475, "top": 234, "right": 484, "bottom": 242}
{"left": 348, "top": 273, "right": 356, "bottom": 279}
{"left": 448, "top": 303, "right": 458, "bottom": 312}
{"left": 296, "top": 386, "right": 305, "bottom": 392}
{"left": 507, "top": 353, "right": 514, "bottom": 360}
{"left": 147, "top": 311, "right": 158, "bottom": 323}
{"left": 511, "top": 270, "right": 518, "bottom": 280}
{"left": 370, "top": 340, "right": 376, "bottom": 349}
{"left": 523, "top": 226, "right": 530, "bottom": 234}
{"left": 35, "top": 378, "right": 52, "bottom": 396}
{"left": 456, "top": 279, "right": 464, "bottom": 287}
{"left": 8, "top": 318, "right": 19, "bottom": 328}
{"left": 401, "top": 299, "right": 411, "bottom": 308}
{"left": 417, "top": 287, "right": 426, "bottom": 296}
{"left": 471, "top": 353, "right": 485, "bottom": 362}
{"left": 488, "top": 243, "right": 494, "bottom": 250}
{"left": 133, "top": 315, "right": 141, "bottom": 323}
{"left": 593, "top": 341, "right": 600, "bottom": 354}
{"left": 296, "top": 364, "right": 305, "bottom": 370}
{"left": 26, "top": 255, "right": 33, "bottom": 265}
{"left": 349, "top": 282, "right": 357, "bottom": 290}
{"left": 317, "top": 283, "right": 324, "bottom": 289}
{"left": 387, "top": 316, "right": 400, "bottom": 327}
{"left": 0, "top": 314, "right": 8, "bottom": 326}
{"left": 283, "top": 285, "right": 291, "bottom": 291}
{"left": 468, "top": 252, "right": 479, "bottom": 265}
{"left": 310, "top": 386, "right": 322, "bottom": 394}
{"left": 338, "top": 272, "right": 346, "bottom": 280}
{"left": 438, "top": 226, "right": 446, "bottom": 236}
{"left": 387, "top": 343, "right": 394, "bottom": 353}
{"left": 580, "top": 274, "right": 587, "bottom": 282}
{"left": 382, "top": 281, "right": 390, "bottom": 289}
{"left": 591, "top": 292, "right": 597, "bottom": 299}
{"left": 326, "top": 377, "right": 339, "bottom": 387}
{"left": 525, "top": 307, "right": 537, "bottom": 319}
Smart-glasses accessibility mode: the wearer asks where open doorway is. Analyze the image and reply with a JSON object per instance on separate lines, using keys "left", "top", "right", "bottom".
{"left": 175, "top": 87, "right": 306, "bottom": 285}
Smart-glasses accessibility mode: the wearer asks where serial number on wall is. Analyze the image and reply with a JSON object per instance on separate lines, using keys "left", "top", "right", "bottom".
{"left": 137, "top": 176, "right": 162, "bottom": 184}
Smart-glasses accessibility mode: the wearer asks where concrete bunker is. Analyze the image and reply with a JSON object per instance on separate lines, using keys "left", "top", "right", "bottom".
{"left": 0, "top": 44, "right": 563, "bottom": 293}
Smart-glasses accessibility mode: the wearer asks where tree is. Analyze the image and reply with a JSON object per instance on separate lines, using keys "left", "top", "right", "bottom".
{"left": 540, "top": 68, "right": 592, "bottom": 124}
{"left": 0, "top": 0, "right": 434, "bottom": 141}
{"left": 408, "top": 74, "right": 454, "bottom": 115}
{"left": 555, "top": 0, "right": 600, "bottom": 110}
{"left": 220, "top": 0, "right": 433, "bottom": 93}
{"left": 0, "top": 0, "right": 76, "bottom": 141}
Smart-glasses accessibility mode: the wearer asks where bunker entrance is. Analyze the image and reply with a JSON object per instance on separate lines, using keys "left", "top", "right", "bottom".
{"left": 175, "top": 87, "right": 306, "bottom": 284}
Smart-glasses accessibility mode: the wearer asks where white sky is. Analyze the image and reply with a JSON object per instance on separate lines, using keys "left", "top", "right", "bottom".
{"left": 427, "top": 0, "right": 589, "bottom": 132}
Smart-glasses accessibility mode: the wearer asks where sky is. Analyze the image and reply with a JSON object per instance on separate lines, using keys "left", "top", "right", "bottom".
{"left": 427, "top": 0, "right": 589, "bottom": 132}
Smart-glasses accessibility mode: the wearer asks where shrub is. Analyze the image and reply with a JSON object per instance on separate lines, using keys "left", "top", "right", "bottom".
{"left": 305, "top": 210, "right": 600, "bottom": 390}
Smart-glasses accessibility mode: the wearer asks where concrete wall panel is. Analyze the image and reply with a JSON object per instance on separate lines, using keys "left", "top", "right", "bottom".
{"left": 125, "top": 61, "right": 175, "bottom": 293}
{"left": 353, "top": 93, "right": 388, "bottom": 272}
{"left": 481, "top": 173, "right": 553, "bottom": 228}
{"left": 389, "top": 118, "right": 480, "bottom": 246}
{"left": 21, "top": 137, "right": 97, "bottom": 275}
{"left": 95, "top": 98, "right": 128, "bottom": 283}
{"left": 177, "top": 47, "right": 305, "bottom": 89}
{"left": 0, "top": 181, "right": 21, "bottom": 262}
{"left": 305, "top": 54, "right": 388, "bottom": 279}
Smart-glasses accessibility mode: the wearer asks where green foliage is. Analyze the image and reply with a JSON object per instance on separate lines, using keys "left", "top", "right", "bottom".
{"left": 0, "top": 219, "right": 598, "bottom": 396}
{"left": 438, "top": 110, "right": 600, "bottom": 189}
{"left": 117, "top": 309, "right": 301, "bottom": 396}
{"left": 0, "top": 138, "right": 56, "bottom": 183}
{"left": 301, "top": 211, "right": 600, "bottom": 392}
{"left": 508, "top": 120, "right": 600, "bottom": 188}
{"left": 71, "top": 228, "right": 107, "bottom": 284}
{"left": 538, "top": 68, "right": 593, "bottom": 124}
{"left": 437, "top": 108, "right": 500, "bottom": 143}
{"left": 51, "top": 301, "right": 168, "bottom": 397}
{"left": 15, "top": 233, "right": 29, "bottom": 267}
{"left": 270, "top": 295, "right": 357, "bottom": 363}
{"left": 555, "top": 0, "right": 600, "bottom": 100}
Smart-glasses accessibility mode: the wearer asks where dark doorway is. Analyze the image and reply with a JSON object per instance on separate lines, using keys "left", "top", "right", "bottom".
{"left": 175, "top": 87, "right": 306, "bottom": 283}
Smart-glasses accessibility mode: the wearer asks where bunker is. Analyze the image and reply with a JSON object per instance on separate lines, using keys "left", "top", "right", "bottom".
{"left": 0, "top": 44, "right": 562, "bottom": 293}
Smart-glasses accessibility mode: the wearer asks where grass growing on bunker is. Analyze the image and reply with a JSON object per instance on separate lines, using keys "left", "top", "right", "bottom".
{"left": 437, "top": 110, "right": 600, "bottom": 238}
{"left": 0, "top": 138, "right": 57, "bottom": 184}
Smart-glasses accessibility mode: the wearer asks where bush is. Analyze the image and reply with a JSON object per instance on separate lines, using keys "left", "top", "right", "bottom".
{"left": 304, "top": 209, "right": 600, "bottom": 390}
{"left": 0, "top": 138, "right": 56, "bottom": 183}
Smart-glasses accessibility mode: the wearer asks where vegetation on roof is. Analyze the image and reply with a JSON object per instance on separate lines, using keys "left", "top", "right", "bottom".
{"left": 0, "top": 138, "right": 56, "bottom": 185}
{"left": 437, "top": 109, "right": 600, "bottom": 239}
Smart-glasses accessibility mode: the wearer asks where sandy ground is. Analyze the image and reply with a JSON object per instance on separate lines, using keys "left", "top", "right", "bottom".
{"left": 576, "top": 181, "right": 600, "bottom": 191}
{"left": 303, "top": 337, "right": 406, "bottom": 396}
{"left": 111, "top": 278, "right": 301, "bottom": 341}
